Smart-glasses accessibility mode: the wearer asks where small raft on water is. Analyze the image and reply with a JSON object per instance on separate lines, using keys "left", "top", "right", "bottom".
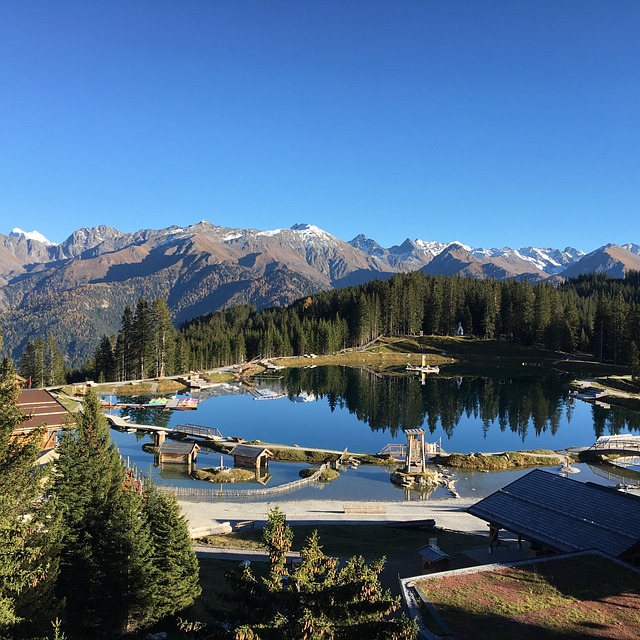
{"left": 253, "top": 390, "right": 286, "bottom": 401}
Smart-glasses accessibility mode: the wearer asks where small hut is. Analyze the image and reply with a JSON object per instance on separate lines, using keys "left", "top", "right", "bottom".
{"left": 230, "top": 444, "right": 273, "bottom": 470}
{"left": 416, "top": 542, "right": 451, "bottom": 573}
{"left": 158, "top": 441, "right": 200, "bottom": 468}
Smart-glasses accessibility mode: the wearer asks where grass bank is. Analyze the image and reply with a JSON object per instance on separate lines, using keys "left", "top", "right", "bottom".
{"left": 212, "top": 440, "right": 395, "bottom": 466}
{"left": 571, "top": 374, "right": 640, "bottom": 409}
{"left": 191, "top": 467, "right": 255, "bottom": 483}
{"left": 435, "top": 449, "right": 563, "bottom": 470}
{"left": 272, "top": 335, "right": 626, "bottom": 378}
{"left": 198, "top": 524, "right": 486, "bottom": 561}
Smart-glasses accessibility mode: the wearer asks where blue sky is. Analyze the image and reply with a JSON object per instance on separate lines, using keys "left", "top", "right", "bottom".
{"left": 0, "top": 1, "right": 638, "bottom": 251}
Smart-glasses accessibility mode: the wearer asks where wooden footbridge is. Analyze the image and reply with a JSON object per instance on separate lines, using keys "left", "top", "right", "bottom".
{"left": 587, "top": 434, "right": 640, "bottom": 455}
{"left": 106, "top": 415, "right": 223, "bottom": 446}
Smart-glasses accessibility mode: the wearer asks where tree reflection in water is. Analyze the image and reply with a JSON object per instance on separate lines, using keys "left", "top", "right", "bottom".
{"left": 281, "top": 366, "right": 640, "bottom": 443}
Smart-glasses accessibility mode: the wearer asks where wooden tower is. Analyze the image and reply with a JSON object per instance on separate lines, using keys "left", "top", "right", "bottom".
{"left": 405, "top": 428, "right": 427, "bottom": 473}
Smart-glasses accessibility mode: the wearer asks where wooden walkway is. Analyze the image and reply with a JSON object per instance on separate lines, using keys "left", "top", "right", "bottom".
{"left": 106, "top": 414, "right": 173, "bottom": 433}
{"left": 587, "top": 435, "right": 640, "bottom": 455}
{"left": 106, "top": 415, "right": 223, "bottom": 442}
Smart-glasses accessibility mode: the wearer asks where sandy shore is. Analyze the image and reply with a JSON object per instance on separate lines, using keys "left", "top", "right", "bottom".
{"left": 179, "top": 496, "right": 485, "bottom": 535}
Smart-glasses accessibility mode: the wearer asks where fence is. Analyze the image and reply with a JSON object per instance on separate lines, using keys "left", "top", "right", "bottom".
{"left": 161, "top": 463, "right": 328, "bottom": 501}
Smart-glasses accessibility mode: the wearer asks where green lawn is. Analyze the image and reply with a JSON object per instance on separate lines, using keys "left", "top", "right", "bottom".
{"left": 200, "top": 523, "right": 486, "bottom": 561}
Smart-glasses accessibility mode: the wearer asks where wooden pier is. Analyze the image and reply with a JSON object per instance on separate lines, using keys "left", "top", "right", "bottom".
{"left": 106, "top": 415, "right": 224, "bottom": 448}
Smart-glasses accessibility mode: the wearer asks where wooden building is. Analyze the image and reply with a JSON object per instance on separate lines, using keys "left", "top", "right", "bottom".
{"left": 158, "top": 441, "right": 200, "bottom": 468}
{"left": 230, "top": 444, "right": 273, "bottom": 469}
{"left": 467, "top": 468, "right": 640, "bottom": 565}
{"left": 17, "top": 389, "right": 69, "bottom": 454}
{"left": 416, "top": 543, "right": 451, "bottom": 573}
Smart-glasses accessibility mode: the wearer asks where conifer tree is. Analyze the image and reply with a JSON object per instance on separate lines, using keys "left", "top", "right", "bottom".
{"left": 262, "top": 505, "right": 294, "bottom": 592}
{"left": 150, "top": 298, "right": 176, "bottom": 378}
{"left": 0, "top": 356, "right": 61, "bottom": 637}
{"left": 54, "top": 389, "right": 154, "bottom": 636}
{"left": 227, "top": 507, "right": 417, "bottom": 640}
{"left": 133, "top": 297, "right": 154, "bottom": 379}
{"left": 142, "top": 483, "right": 201, "bottom": 622}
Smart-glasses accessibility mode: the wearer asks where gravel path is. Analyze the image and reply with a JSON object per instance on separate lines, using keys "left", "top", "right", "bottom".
{"left": 179, "top": 496, "right": 485, "bottom": 534}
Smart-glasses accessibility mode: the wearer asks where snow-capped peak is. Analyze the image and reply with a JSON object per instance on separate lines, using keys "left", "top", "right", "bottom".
{"left": 291, "top": 223, "right": 329, "bottom": 236}
{"left": 290, "top": 223, "right": 338, "bottom": 245}
{"left": 10, "top": 228, "right": 55, "bottom": 245}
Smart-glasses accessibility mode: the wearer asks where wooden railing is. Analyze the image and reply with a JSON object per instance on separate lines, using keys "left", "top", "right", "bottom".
{"left": 161, "top": 463, "right": 328, "bottom": 501}
{"left": 588, "top": 435, "right": 640, "bottom": 454}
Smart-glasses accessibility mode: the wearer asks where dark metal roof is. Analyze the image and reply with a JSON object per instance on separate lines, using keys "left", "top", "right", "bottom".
{"left": 159, "top": 441, "right": 199, "bottom": 455}
{"left": 467, "top": 469, "right": 640, "bottom": 558}
{"left": 416, "top": 545, "right": 450, "bottom": 562}
{"left": 230, "top": 444, "right": 273, "bottom": 459}
{"left": 17, "top": 389, "right": 69, "bottom": 433}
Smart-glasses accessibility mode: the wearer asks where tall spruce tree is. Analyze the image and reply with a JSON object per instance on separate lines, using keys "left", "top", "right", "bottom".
{"left": 0, "top": 356, "right": 61, "bottom": 637}
{"left": 150, "top": 299, "right": 176, "bottom": 378}
{"left": 54, "top": 389, "right": 154, "bottom": 637}
{"left": 142, "top": 483, "right": 201, "bottom": 621}
{"left": 133, "top": 298, "right": 154, "bottom": 379}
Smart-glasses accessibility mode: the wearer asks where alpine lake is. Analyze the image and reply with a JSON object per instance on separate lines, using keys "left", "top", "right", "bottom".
{"left": 108, "top": 366, "right": 640, "bottom": 502}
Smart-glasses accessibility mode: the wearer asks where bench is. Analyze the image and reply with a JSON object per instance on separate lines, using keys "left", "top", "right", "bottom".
{"left": 234, "top": 520, "right": 256, "bottom": 532}
{"left": 343, "top": 504, "right": 387, "bottom": 515}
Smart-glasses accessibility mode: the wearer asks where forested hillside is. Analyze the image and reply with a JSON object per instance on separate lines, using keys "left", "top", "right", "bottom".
{"left": 60, "top": 270, "right": 640, "bottom": 384}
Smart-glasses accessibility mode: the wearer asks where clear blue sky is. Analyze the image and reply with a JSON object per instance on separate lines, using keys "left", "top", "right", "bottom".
{"left": 1, "top": 1, "right": 638, "bottom": 251}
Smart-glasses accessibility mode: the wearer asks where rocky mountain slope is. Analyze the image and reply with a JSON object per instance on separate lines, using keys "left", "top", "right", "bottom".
{"left": 0, "top": 221, "right": 637, "bottom": 366}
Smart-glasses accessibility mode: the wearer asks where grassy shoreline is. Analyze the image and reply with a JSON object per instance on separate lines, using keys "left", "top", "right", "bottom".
{"left": 56, "top": 336, "right": 637, "bottom": 474}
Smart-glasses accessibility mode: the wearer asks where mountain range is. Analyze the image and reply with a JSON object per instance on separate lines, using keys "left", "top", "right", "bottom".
{"left": 1, "top": 221, "right": 639, "bottom": 366}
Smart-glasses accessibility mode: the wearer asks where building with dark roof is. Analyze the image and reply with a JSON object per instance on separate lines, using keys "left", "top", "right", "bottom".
{"left": 158, "top": 440, "right": 200, "bottom": 467}
{"left": 17, "top": 388, "right": 70, "bottom": 454}
{"left": 229, "top": 444, "right": 273, "bottom": 469}
{"left": 467, "top": 468, "right": 640, "bottom": 565}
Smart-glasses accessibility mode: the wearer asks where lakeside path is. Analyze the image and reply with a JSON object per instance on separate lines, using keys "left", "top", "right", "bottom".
{"left": 178, "top": 497, "right": 485, "bottom": 535}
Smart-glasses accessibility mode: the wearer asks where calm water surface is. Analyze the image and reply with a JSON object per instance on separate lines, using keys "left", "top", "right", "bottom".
{"left": 109, "top": 367, "right": 640, "bottom": 500}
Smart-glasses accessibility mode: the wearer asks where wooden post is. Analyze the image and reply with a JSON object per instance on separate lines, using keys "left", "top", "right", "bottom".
{"left": 489, "top": 524, "right": 500, "bottom": 552}
{"left": 154, "top": 431, "right": 166, "bottom": 448}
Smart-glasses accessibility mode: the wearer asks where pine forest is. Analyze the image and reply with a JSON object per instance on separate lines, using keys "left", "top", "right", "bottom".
{"left": 53, "top": 270, "right": 640, "bottom": 385}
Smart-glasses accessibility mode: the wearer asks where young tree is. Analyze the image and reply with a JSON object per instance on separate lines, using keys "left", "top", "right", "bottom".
{"left": 227, "top": 507, "right": 417, "bottom": 640}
